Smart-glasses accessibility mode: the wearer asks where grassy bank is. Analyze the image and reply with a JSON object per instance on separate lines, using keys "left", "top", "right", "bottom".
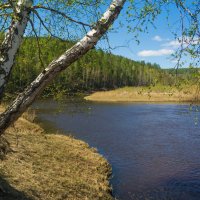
{"left": 85, "top": 85, "right": 199, "bottom": 102}
{"left": 0, "top": 107, "right": 113, "bottom": 200}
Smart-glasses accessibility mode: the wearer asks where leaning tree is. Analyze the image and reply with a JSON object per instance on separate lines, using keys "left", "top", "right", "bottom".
{"left": 0, "top": 0, "right": 199, "bottom": 141}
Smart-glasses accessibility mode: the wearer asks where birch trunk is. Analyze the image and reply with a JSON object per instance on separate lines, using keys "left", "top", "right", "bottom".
{"left": 0, "top": 0, "right": 126, "bottom": 134}
{"left": 0, "top": 0, "right": 33, "bottom": 97}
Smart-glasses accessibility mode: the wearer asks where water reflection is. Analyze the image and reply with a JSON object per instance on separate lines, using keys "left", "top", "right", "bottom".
{"left": 32, "top": 99, "right": 200, "bottom": 200}
{"left": 128, "top": 168, "right": 200, "bottom": 200}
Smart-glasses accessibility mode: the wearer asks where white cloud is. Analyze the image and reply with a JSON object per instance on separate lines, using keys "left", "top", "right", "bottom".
{"left": 138, "top": 49, "right": 174, "bottom": 57}
{"left": 152, "top": 35, "right": 163, "bottom": 42}
{"left": 171, "top": 59, "right": 179, "bottom": 63}
{"left": 162, "top": 37, "right": 199, "bottom": 49}
{"left": 162, "top": 40, "right": 181, "bottom": 48}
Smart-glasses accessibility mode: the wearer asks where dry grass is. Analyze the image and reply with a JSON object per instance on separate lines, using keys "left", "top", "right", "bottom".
{"left": 0, "top": 107, "right": 113, "bottom": 200}
{"left": 85, "top": 85, "right": 200, "bottom": 103}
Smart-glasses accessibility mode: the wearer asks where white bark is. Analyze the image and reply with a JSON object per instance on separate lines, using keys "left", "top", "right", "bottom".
{"left": 0, "top": 0, "right": 33, "bottom": 97}
{"left": 0, "top": 0, "right": 126, "bottom": 134}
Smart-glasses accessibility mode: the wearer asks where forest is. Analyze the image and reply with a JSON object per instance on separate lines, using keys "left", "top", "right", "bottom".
{"left": 3, "top": 37, "right": 198, "bottom": 97}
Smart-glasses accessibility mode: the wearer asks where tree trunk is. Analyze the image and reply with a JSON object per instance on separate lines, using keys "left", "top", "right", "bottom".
{"left": 0, "top": 0, "right": 33, "bottom": 98}
{"left": 0, "top": 0, "right": 126, "bottom": 134}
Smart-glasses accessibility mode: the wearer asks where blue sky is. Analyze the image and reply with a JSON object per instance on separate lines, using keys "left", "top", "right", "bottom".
{"left": 99, "top": 1, "right": 193, "bottom": 69}
{"left": 29, "top": 0, "right": 197, "bottom": 69}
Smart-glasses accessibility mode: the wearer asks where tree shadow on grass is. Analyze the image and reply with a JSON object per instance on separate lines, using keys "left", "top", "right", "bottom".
{"left": 0, "top": 177, "right": 32, "bottom": 200}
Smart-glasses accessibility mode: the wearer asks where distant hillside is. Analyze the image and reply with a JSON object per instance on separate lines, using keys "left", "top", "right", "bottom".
{"left": 164, "top": 68, "right": 200, "bottom": 85}
{"left": 2, "top": 37, "right": 193, "bottom": 96}
{"left": 165, "top": 68, "right": 199, "bottom": 74}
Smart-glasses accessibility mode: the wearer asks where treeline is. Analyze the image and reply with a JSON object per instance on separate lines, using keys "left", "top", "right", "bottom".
{"left": 164, "top": 68, "right": 200, "bottom": 86}
{"left": 4, "top": 37, "right": 178, "bottom": 96}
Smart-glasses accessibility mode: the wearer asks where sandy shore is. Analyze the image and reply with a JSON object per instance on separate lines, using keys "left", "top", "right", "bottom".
{"left": 84, "top": 86, "right": 199, "bottom": 103}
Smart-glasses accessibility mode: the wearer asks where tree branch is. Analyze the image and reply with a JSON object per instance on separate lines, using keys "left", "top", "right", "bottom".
{"left": 28, "top": 18, "right": 45, "bottom": 68}
{"left": 0, "top": 0, "right": 126, "bottom": 134}
{"left": 33, "top": 5, "right": 92, "bottom": 28}
{"left": 32, "top": 10, "right": 65, "bottom": 41}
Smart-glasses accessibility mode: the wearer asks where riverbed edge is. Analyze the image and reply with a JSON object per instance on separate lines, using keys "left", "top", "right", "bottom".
{"left": 0, "top": 106, "right": 114, "bottom": 200}
{"left": 84, "top": 86, "right": 198, "bottom": 103}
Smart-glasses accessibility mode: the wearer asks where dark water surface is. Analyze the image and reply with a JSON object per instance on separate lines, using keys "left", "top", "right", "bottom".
{"left": 32, "top": 99, "right": 200, "bottom": 200}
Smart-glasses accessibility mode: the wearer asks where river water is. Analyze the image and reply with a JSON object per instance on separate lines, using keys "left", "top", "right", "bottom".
{"left": 32, "top": 98, "right": 200, "bottom": 200}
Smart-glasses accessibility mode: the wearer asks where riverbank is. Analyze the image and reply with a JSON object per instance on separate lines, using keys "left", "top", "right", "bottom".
{"left": 0, "top": 107, "right": 113, "bottom": 200}
{"left": 84, "top": 85, "right": 199, "bottom": 102}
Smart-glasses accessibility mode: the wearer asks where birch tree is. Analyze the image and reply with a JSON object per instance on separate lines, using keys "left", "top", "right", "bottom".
{"left": 0, "top": 0, "right": 126, "bottom": 135}
{"left": 0, "top": 0, "right": 199, "bottom": 139}
{"left": 0, "top": 0, "right": 33, "bottom": 97}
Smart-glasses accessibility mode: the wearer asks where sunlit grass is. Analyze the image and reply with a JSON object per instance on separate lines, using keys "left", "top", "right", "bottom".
{"left": 0, "top": 106, "right": 113, "bottom": 200}
{"left": 85, "top": 84, "right": 200, "bottom": 102}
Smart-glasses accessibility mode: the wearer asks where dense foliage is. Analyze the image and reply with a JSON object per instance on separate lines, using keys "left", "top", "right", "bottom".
{"left": 4, "top": 37, "right": 194, "bottom": 97}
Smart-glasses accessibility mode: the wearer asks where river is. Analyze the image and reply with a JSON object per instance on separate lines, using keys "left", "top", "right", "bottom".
{"left": 32, "top": 98, "right": 200, "bottom": 200}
